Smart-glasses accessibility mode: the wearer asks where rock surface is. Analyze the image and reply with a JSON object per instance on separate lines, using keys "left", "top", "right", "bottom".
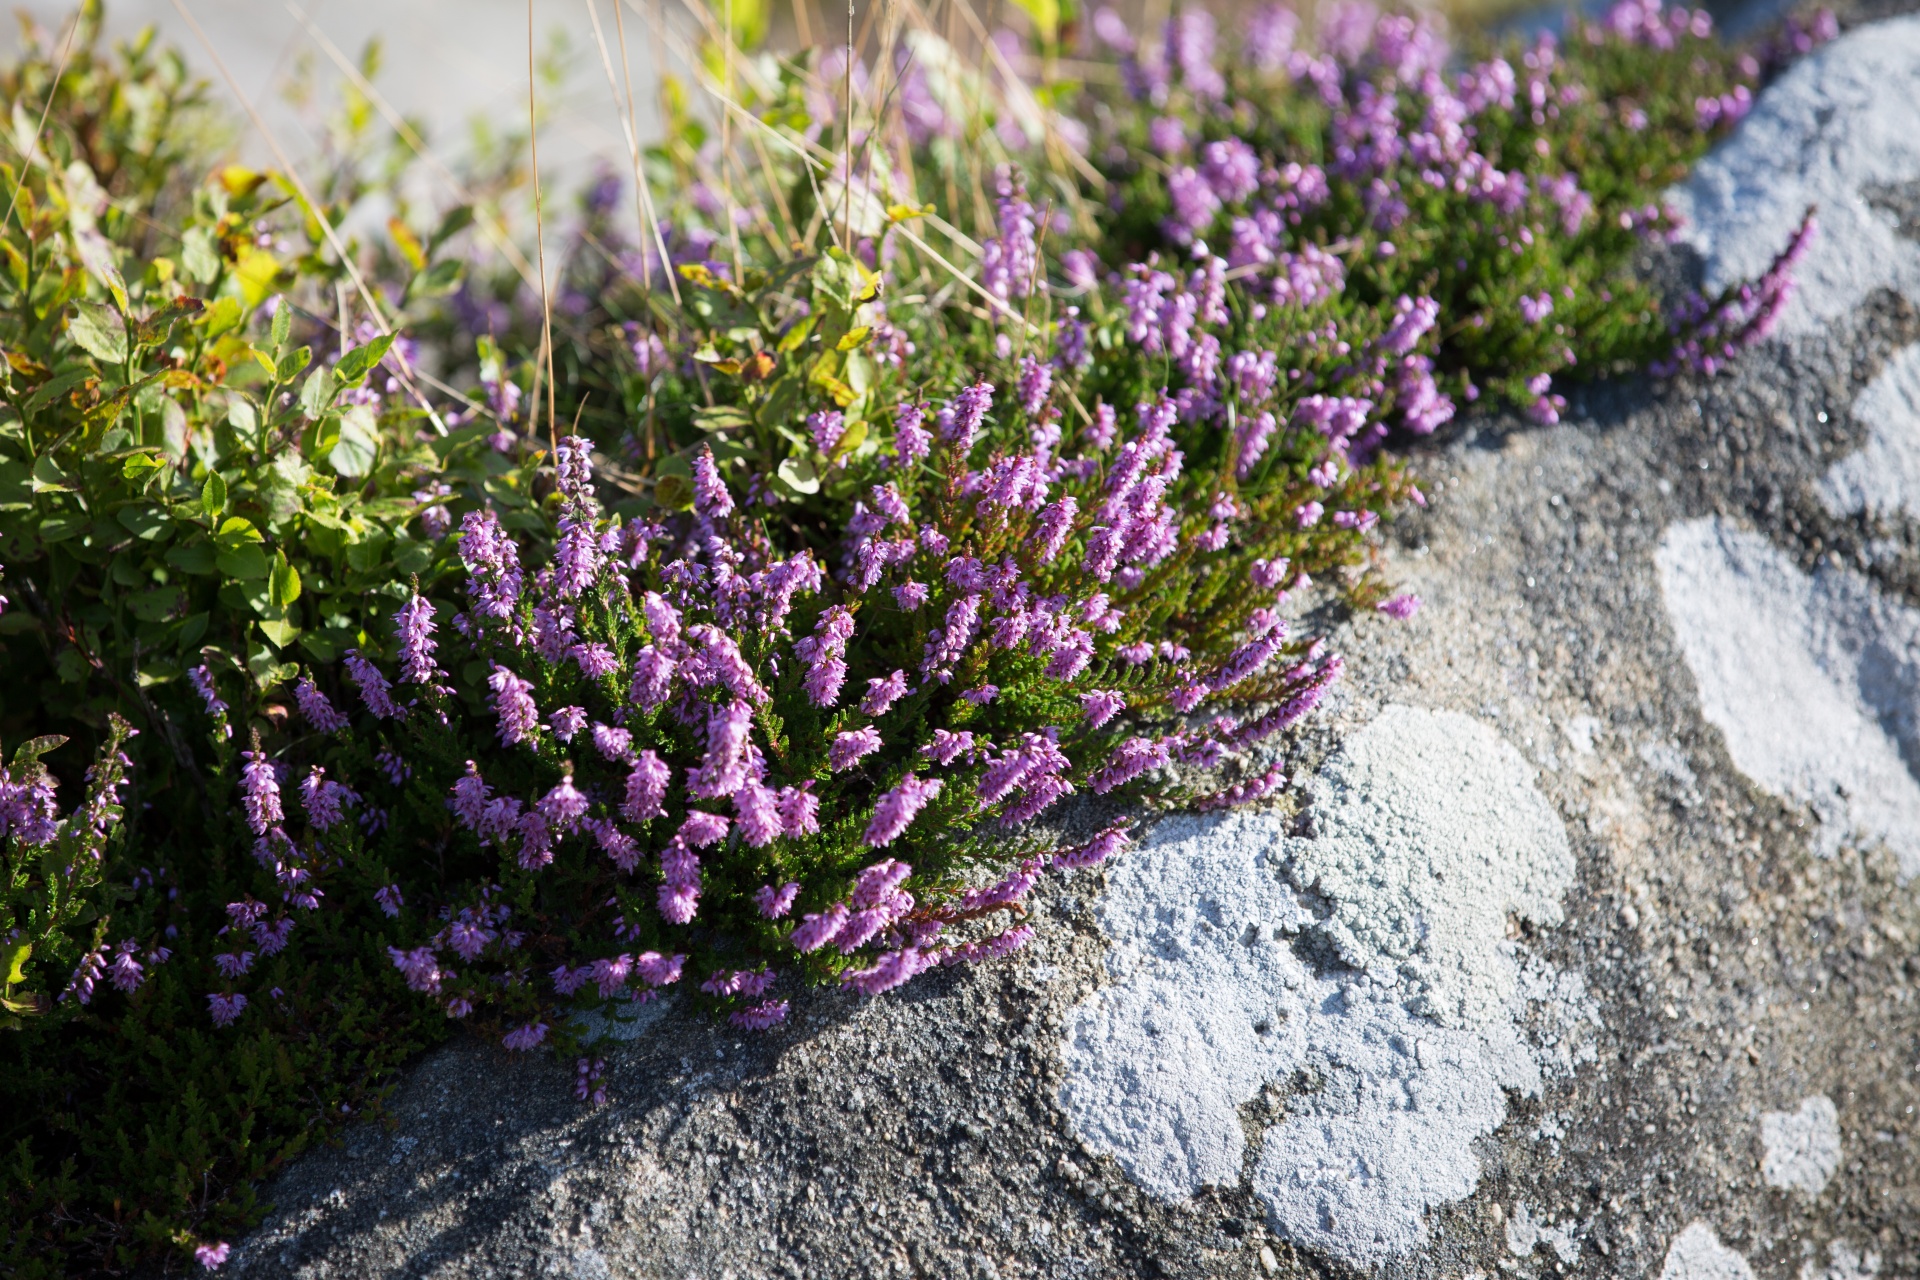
{"left": 218, "top": 15, "right": 1920, "bottom": 1279}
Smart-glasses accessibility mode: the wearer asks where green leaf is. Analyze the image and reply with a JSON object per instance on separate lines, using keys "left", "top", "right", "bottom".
{"left": 271, "top": 299, "right": 293, "bottom": 355}
{"left": 181, "top": 227, "right": 221, "bottom": 284}
{"left": 275, "top": 344, "right": 313, "bottom": 382}
{"left": 70, "top": 300, "right": 129, "bottom": 364}
{"left": 414, "top": 259, "right": 463, "bottom": 297}
{"left": 128, "top": 586, "right": 182, "bottom": 621}
{"left": 165, "top": 542, "right": 216, "bottom": 575}
{"left": 835, "top": 325, "right": 872, "bottom": 351}
{"left": 214, "top": 516, "right": 262, "bottom": 548}
{"left": 328, "top": 406, "right": 379, "bottom": 478}
{"left": 334, "top": 334, "right": 394, "bottom": 387}
{"left": 202, "top": 471, "right": 227, "bottom": 519}
{"left": 30, "top": 454, "right": 69, "bottom": 493}
{"left": 39, "top": 514, "right": 85, "bottom": 542}
{"left": 10, "top": 735, "right": 66, "bottom": 766}
{"left": 115, "top": 505, "right": 170, "bottom": 540}
{"left": 652, "top": 473, "right": 695, "bottom": 511}
{"left": 200, "top": 295, "right": 243, "bottom": 340}
{"left": 775, "top": 454, "right": 820, "bottom": 495}
{"left": 428, "top": 203, "right": 475, "bottom": 253}
{"left": 268, "top": 551, "right": 301, "bottom": 607}
{"left": 227, "top": 397, "right": 258, "bottom": 436}
{"left": 776, "top": 313, "right": 816, "bottom": 353}
{"left": 299, "top": 365, "right": 337, "bottom": 417}
{"left": 23, "top": 370, "right": 91, "bottom": 414}
{"left": 215, "top": 543, "right": 269, "bottom": 581}
{"left": 693, "top": 405, "right": 755, "bottom": 433}
{"left": 257, "top": 617, "right": 299, "bottom": 648}
{"left": 134, "top": 296, "right": 205, "bottom": 349}
{"left": 121, "top": 452, "right": 165, "bottom": 484}
{"left": 4, "top": 940, "right": 30, "bottom": 987}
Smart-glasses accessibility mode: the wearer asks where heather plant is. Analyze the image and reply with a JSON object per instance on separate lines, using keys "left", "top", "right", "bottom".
{"left": 1059, "top": 0, "right": 1809, "bottom": 419}
{"left": 0, "top": 716, "right": 140, "bottom": 1029}
{"left": 228, "top": 429, "right": 1333, "bottom": 1043}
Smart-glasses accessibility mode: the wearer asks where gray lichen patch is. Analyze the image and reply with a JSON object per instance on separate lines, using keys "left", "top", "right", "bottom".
{"left": 1655, "top": 517, "right": 1920, "bottom": 875}
{"left": 1661, "top": 1222, "right": 1759, "bottom": 1280}
{"left": 1060, "top": 707, "right": 1593, "bottom": 1265}
{"left": 1761, "top": 1094, "right": 1843, "bottom": 1195}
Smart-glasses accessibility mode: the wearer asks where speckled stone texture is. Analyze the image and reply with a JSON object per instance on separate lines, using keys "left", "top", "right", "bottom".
{"left": 210, "top": 16, "right": 1920, "bottom": 1279}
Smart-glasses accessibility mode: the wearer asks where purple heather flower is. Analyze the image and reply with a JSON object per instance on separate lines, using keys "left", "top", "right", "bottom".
{"left": 730, "top": 999, "right": 790, "bottom": 1030}
{"left": 344, "top": 650, "right": 401, "bottom": 720}
{"left": 1081, "top": 689, "right": 1126, "bottom": 727}
{"left": 629, "top": 647, "right": 676, "bottom": 713}
{"left": 570, "top": 643, "right": 619, "bottom": 680}
{"left": 393, "top": 594, "right": 440, "bottom": 685}
{"left": 1148, "top": 114, "right": 1187, "bottom": 156}
{"left": 1235, "top": 410, "right": 1277, "bottom": 478}
{"left": 692, "top": 447, "right": 734, "bottom": 520}
{"left": 679, "top": 810, "right": 731, "bottom": 848}
{"left": 502, "top": 1021, "right": 549, "bottom": 1051}
{"left": 375, "top": 884, "right": 405, "bottom": 917}
{"left": 756, "top": 882, "right": 801, "bottom": 918}
{"left": 795, "top": 606, "right": 855, "bottom": 707}
{"left": 1378, "top": 592, "right": 1422, "bottom": 619}
{"left": 550, "top": 705, "right": 588, "bottom": 742}
{"left": 841, "top": 946, "right": 936, "bottom": 994}
{"left": 979, "top": 168, "right": 1039, "bottom": 302}
{"left": 592, "top": 723, "right": 635, "bottom": 762}
{"left": 107, "top": 940, "right": 145, "bottom": 994}
{"left": 554, "top": 434, "right": 596, "bottom": 509}
{"left": 776, "top": 783, "right": 820, "bottom": 836}
{"left": 552, "top": 518, "right": 603, "bottom": 600}
{"left": 1377, "top": 295, "right": 1440, "bottom": 355}
{"left": 831, "top": 726, "right": 884, "bottom": 772}
{"left": 938, "top": 382, "right": 995, "bottom": 451}
{"left": 457, "top": 509, "right": 524, "bottom": 624}
{"left": 1296, "top": 501, "right": 1325, "bottom": 528}
{"left": 1089, "top": 736, "right": 1172, "bottom": 794}
{"left": 300, "top": 767, "right": 354, "bottom": 831}
{"left": 240, "top": 751, "right": 283, "bottom": 837}
{"left": 734, "top": 779, "right": 783, "bottom": 847}
{"left": 865, "top": 773, "right": 942, "bottom": 847}
{"left": 1062, "top": 249, "right": 1101, "bottom": 292}
{"left": 538, "top": 773, "right": 590, "bottom": 832}
{"left": 921, "top": 729, "right": 976, "bottom": 766}
{"left": 790, "top": 904, "right": 849, "bottom": 953}
{"left": 207, "top": 992, "right": 248, "bottom": 1027}
{"left": 808, "top": 409, "right": 846, "bottom": 454}
{"left": 961, "top": 685, "right": 999, "bottom": 705}
{"left": 195, "top": 1242, "right": 231, "bottom": 1270}
{"left": 1052, "top": 821, "right": 1121, "bottom": 871}
{"left": 449, "top": 762, "right": 492, "bottom": 830}
{"left": 893, "top": 580, "right": 929, "bottom": 611}
{"left": 187, "top": 665, "right": 230, "bottom": 735}
{"left": 294, "top": 678, "right": 348, "bottom": 733}
{"left": 488, "top": 664, "right": 540, "bottom": 746}
{"left": 657, "top": 838, "right": 702, "bottom": 923}
{"left": 862, "top": 670, "right": 910, "bottom": 716}
{"left": 1518, "top": 292, "right": 1555, "bottom": 324}
{"left": 623, "top": 751, "right": 671, "bottom": 822}
{"left": 891, "top": 401, "right": 931, "bottom": 468}
{"left": 516, "top": 811, "right": 554, "bottom": 870}
{"left": 1017, "top": 357, "right": 1052, "bottom": 417}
